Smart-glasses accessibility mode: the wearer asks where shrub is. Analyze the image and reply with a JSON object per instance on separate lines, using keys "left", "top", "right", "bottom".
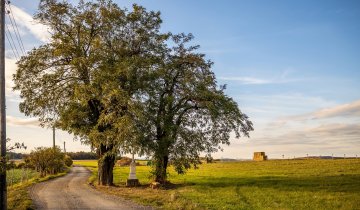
{"left": 16, "top": 162, "right": 26, "bottom": 169}
{"left": 6, "top": 161, "right": 16, "bottom": 170}
{"left": 64, "top": 155, "right": 73, "bottom": 167}
{"left": 27, "top": 147, "right": 66, "bottom": 177}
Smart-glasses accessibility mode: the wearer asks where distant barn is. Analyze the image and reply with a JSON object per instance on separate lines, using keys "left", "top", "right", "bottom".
{"left": 253, "top": 152, "right": 267, "bottom": 161}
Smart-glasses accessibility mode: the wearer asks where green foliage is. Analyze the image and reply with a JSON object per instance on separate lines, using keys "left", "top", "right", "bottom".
{"left": 134, "top": 33, "right": 253, "bottom": 182}
{"left": 76, "top": 159, "right": 360, "bottom": 210}
{"left": 13, "top": 0, "right": 252, "bottom": 185}
{"left": 13, "top": 0, "right": 168, "bottom": 186}
{"left": 6, "top": 152, "right": 24, "bottom": 160}
{"left": 7, "top": 168, "right": 39, "bottom": 187}
{"left": 7, "top": 169, "right": 69, "bottom": 210}
{"left": 6, "top": 161, "right": 16, "bottom": 170}
{"left": 28, "top": 147, "right": 66, "bottom": 177}
{"left": 64, "top": 155, "right": 73, "bottom": 167}
{"left": 67, "top": 151, "right": 97, "bottom": 160}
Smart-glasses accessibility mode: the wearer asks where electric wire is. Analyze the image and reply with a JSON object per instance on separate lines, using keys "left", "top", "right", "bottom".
{"left": 4, "top": 29, "right": 19, "bottom": 60}
{"left": 5, "top": 2, "right": 26, "bottom": 55}
{"left": 5, "top": 22, "right": 21, "bottom": 59}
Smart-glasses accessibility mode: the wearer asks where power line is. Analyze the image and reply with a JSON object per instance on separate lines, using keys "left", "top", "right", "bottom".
{"left": 4, "top": 22, "right": 19, "bottom": 58}
{"left": 4, "top": 28, "right": 18, "bottom": 59}
{"left": 5, "top": 2, "right": 25, "bottom": 55}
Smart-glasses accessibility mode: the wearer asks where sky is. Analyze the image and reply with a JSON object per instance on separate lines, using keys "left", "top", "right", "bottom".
{"left": 5, "top": 0, "right": 360, "bottom": 159}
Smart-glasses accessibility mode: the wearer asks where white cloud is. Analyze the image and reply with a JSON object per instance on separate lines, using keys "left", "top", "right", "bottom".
{"left": 309, "top": 123, "right": 360, "bottom": 137}
{"left": 274, "top": 99, "right": 360, "bottom": 125}
{"left": 262, "top": 123, "right": 359, "bottom": 145}
{"left": 10, "top": 5, "right": 50, "bottom": 43}
{"left": 311, "top": 100, "right": 360, "bottom": 119}
{"left": 218, "top": 76, "right": 272, "bottom": 84}
{"left": 218, "top": 69, "right": 303, "bottom": 85}
{"left": 7, "top": 116, "right": 40, "bottom": 127}
{"left": 233, "top": 100, "right": 360, "bottom": 158}
{"left": 5, "top": 58, "right": 19, "bottom": 97}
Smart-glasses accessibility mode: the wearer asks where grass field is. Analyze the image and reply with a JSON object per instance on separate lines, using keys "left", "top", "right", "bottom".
{"left": 6, "top": 168, "right": 69, "bottom": 210}
{"left": 74, "top": 159, "right": 360, "bottom": 210}
{"left": 6, "top": 168, "right": 39, "bottom": 186}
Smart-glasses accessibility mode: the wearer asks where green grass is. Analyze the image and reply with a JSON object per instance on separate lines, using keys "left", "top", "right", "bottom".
{"left": 6, "top": 168, "right": 39, "bottom": 186}
{"left": 7, "top": 169, "right": 70, "bottom": 210}
{"left": 75, "top": 159, "right": 360, "bottom": 210}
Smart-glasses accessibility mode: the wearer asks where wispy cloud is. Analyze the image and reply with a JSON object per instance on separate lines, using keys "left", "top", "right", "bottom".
{"left": 311, "top": 100, "right": 360, "bottom": 119}
{"left": 11, "top": 5, "right": 50, "bottom": 43}
{"left": 218, "top": 69, "right": 303, "bottom": 85}
{"left": 252, "top": 123, "right": 360, "bottom": 146}
{"left": 7, "top": 116, "right": 40, "bottom": 127}
{"left": 310, "top": 123, "right": 360, "bottom": 137}
{"left": 274, "top": 99, "right": 360, "bottom": 125}
{"left": 218, "top": 76, "right": 272, "bottom": 84}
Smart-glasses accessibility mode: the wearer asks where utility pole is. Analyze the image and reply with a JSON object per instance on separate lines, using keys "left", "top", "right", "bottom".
{"left": 0, "top": 0, "right": 7, "bottom": 208}
{"left": 63, "top": 141, "right": 66, "bottom": 153}
{"left": 52, "top": 126, "right": 55, "bottom": 149}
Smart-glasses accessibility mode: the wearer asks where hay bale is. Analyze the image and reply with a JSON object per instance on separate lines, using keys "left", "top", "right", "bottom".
{"left": 116, "top": 157, "right": 142, "bottom": 166}
{"left": 116, "top": 157, "right": 132, "bottom": 166}
{"left": 253, "top": 152, "right": 267, "bottom": 161}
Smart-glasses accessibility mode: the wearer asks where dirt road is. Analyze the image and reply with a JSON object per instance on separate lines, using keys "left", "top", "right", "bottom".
{"left": 30, "top": 166, "right": 150, "bottom": 209}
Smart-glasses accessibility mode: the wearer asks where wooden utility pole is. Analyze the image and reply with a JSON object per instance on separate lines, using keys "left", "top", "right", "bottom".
{"left": 0, "top": 0, "right": 7, "bottom": 208}
{"left": 52, "top": 126, "right": 55, "bottom": 149}
{"left": 63, "top": 141, "right": 66, "bottom": 153}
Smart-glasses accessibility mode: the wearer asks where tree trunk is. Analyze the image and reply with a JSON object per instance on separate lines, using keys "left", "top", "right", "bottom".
{"left": 97, "top": 145, "right": 115, "bottom": 186}
{"left": 154, "top": 155, "right": 168, "bottom": 184}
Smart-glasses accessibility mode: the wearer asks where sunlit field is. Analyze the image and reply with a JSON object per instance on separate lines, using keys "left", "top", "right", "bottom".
{"left": 74, "top": 159, "right": 360, "bottom": 209}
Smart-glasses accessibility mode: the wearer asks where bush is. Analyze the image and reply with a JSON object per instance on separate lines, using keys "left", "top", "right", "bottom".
{"left": 6, "top": 161, "right": 16, "bottom": 170}
{"left": 22, "top": 154, "right": 35, "bottom": 169}
{"left": 16, "top": 162, "right": 26, "bottom": 169}
{"left": 64, "top": 155, "right": 73, "bottom": 167}
{"left": 27, "top": 147, "right": 66, "bottom": 177}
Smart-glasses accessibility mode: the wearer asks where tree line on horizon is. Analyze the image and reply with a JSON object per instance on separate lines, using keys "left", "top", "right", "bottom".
{"left": 13, "top": 0, "right": 253, "bottom": 185}
{"left": 7, "top": 151, "right": 98, "bottom": 160}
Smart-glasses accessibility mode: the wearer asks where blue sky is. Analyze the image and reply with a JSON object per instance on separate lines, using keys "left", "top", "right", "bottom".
{"left": 6, "top": 0, "right": 360, "bottom": 158}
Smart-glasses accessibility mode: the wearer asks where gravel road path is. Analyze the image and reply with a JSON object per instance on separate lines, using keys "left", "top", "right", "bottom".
{"left": 30, "top": 166, "right": 150, "bottom": 210}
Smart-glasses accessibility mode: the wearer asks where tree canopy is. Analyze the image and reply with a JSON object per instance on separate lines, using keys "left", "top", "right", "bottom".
{"left": 14, "top": 0, "right": 167, "bottom": 185}
{"left": 13, "top": 0, "right": 253, "bottom": 185}
{"left": 134, "top": 33, "right": 253, "bottom": 182}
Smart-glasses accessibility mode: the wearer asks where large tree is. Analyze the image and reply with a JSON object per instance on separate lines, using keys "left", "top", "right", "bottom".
{"left": 135, "top": 34, "right": 254, "bottom": 183}
{"left": 13, "top": 0, "right": 166, "bottom": 185}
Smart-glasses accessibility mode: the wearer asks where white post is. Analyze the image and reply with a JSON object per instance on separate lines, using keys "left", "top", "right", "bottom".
{"left": 126, "top": 153, "right": 139, "bottom": 187}
{"left": 128, "top": 153, "right": 137, "bottom": 179}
